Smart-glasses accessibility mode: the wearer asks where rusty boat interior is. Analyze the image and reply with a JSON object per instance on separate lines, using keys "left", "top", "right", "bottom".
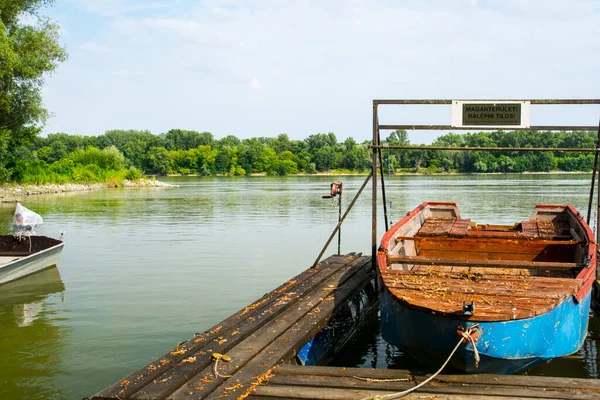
{"left": 378, "top": 202, "right": 597, "bottom": 321}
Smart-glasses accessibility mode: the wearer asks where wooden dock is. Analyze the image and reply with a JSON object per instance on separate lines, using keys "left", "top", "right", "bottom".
{"left": 249, "top": 364, "right": 600, "bottom": 399}
{"left": 89, "top": 253, "right": 600, "bottom": 400}
{"left": 89, "top": 253, "right": 375, "bottom": 400}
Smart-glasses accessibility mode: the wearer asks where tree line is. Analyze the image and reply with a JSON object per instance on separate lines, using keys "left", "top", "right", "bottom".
{"left": 1, "top": 128, "right": 597, "bottom": 184}
{"left": 1, "top": 2, "right": 596, "bottom": 185}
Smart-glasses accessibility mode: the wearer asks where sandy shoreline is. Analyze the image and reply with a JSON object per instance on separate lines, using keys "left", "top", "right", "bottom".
{"left": 0, "top": 179, "right": 175, "bottom": 203}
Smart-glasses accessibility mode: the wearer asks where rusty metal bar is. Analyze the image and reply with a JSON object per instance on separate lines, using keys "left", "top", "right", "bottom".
{"left": 597, "top": 159, "right": 600, "bottom": 247}
{"left": 370, "top": 145, "right": 598, "bottom": 153}
{"left": 374, "top": 99, "right": 600, "bottom": 105}
{"left": 372, "top": 103, "right": 378, "bottom": 269}
{"left": 379, "top": 124, "right": 598, "bottom": 131}
{"left": 337, "top": 188, "right": 342, "bottom": 255}
{"left": 586, "top": 119, "right": 600, "bottom": 224}
{"left": 312, "top": 172, "right": 373, "bottom": 268}
{"left": 377, "top": 131, "right": 389, "bottom": 232}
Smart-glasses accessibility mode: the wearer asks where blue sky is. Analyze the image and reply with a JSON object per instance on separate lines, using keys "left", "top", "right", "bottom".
{"left": 41, "top": 0, "right": 600, "bottom": 144}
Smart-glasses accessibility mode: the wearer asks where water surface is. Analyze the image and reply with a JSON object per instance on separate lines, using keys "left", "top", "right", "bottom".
{"left": 0, "top": 174, "right": 598, "bottom": 399}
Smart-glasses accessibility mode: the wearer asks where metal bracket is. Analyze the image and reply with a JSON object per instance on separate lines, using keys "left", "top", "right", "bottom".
{"left": 462, "top": 300, "right": 475, "bottom": 316}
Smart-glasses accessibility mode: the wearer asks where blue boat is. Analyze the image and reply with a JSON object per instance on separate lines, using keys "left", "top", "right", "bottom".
{"left": 378, "top": 202, "right": 596, "bottom": 374}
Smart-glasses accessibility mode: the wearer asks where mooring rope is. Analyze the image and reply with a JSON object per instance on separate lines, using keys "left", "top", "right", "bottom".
{"left": 212, "top": 353, "right": 232, "bottom": 378}
{"left": 359, "top": 325, "right": 480, "bottom": 400}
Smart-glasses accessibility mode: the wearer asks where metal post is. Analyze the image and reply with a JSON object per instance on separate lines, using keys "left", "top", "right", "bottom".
{"left": 587, "top": 119, "right": 600, "bottom": 224}
{"left": 597, "top": 160, "right": 600, "bottom": 246}
{"left": 372, "top": 102, "right": 378, "bottom": 269}
{"left": 377, "top": 131, "right": 389, "bottom": 232}
{"left": 312, "top": 173, "right": 373, "bottom": 267}
{"left": 337, "top": 187, "right": 342, "bottom": 255}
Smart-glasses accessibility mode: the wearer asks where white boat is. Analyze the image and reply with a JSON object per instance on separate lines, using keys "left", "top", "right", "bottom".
{"left": 0, "top": 203, "right": 64, "bottom": 285}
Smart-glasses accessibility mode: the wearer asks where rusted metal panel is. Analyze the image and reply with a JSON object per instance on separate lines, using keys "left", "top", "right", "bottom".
{"left": 374, "top": 99, "right": 600, "bottom": 105}
{"left": 378, "top": 124, "right": 599, "bottom": 131}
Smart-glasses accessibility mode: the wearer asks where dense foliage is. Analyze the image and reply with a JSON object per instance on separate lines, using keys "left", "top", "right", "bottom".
{"left": 0, "top": 0, "right": 67, "bottom": 181}
{"left": 1, "top": 128, "right": 596, "bottom": 184}
{"left": 386, "top": 129, "right": 596, "bottom": 174}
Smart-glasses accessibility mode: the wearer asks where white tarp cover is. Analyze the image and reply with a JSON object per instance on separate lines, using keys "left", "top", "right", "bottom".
{"left": 12, "top": 202, "right": 43, "bottom": 235}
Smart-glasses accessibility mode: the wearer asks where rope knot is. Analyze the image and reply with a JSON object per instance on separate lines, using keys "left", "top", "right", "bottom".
{"left": 457, "top": 325, "right": 481, "bottom": 368}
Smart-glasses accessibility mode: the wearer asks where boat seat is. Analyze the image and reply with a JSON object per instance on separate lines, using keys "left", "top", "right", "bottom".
{"left": 417, "top": 218, "right": 470, "bottom": 237}
{"left": 521, "top": 219, "right": 572, "bottom": 240}
{"left": 418, "top": 217, "right": 574, "bottom": 241}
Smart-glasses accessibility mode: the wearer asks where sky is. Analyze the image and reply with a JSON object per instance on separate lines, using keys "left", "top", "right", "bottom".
{"left": 40, "top": 0, "right": 600, "bottom": 144}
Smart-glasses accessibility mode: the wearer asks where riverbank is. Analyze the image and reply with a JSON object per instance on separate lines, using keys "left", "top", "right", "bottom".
{"left": 0, "top": 179, "right": 175, "bottom": 203}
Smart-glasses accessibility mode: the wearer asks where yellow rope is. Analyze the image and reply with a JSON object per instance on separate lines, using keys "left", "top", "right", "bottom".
{"left": 359, "top": 325, "right": 481, "bottom": 400}
{"left": 212, "top": 353, "right": 232, "bottom": 378}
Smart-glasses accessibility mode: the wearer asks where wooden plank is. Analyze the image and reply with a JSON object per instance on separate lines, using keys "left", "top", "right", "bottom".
{"left": 465, "top": 231, "right": 526, "bottom": 239}
{"left": 412, "top": 238, "right": 579, "bottom": 263}
{"left": 250, "top": 386, "right": 465, "bottom": 400}
{"left": 418, "top": 218, "right": 456, "bottom": 236}
{"left": 381, "top": 266, "right": 582, "bottom": 320}
{"left": 387, "top": 289, "right": 557, "bottom": 320}
{"left": 385, "top": 280, "right": 573, "bottom": 300}
{"left": 538, "top": 219, "right": 571, "bottom": 239}
{"left": 405, "top": 237, "right": 580, "bottom": 253}
{"left": 170, "top": 259, "right": 375, "bottom": 400}
{"left": 448, "top": 218, "right": 470, "bottom": 236}
{"left": 90, "top": 254, "right": 360, "bottom": 400}
{"left": 382, "top": 272, "right": 581, "bottom": 294}
{"left": 261, "top": 374, "right": 599, "bottom": 399}
{"left": 250, "top": 386, "right": 543, "bottom": 400}
{"left": 381, "top": 270, "right": 582, "bottom": 286}
{"left": 416, "top": 249, "right": 569, "bottom": 262}
{"left": 522, "top": 221, "right": 539, "bottom": 239}
{"left": 252, "top": 365, "right": 600, "bottom": 399}
{"left": 387, "top": 255, "right": 582, "bottom": 269}
{"left": 272, "top": 365, "right": 600, "bottom": 389}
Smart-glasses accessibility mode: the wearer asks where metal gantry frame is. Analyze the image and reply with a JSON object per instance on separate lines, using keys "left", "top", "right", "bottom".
{"left": 370, "top": 99, "right": 600, "bottom": 273}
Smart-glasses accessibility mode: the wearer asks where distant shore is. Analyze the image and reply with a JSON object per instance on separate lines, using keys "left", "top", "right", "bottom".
{"left": 0, "top": 179, "right": 175, "bottom": 203}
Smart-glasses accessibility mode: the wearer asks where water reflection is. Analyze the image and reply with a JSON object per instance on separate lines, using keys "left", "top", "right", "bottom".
{"left": 0, "top": 267, "right": 69, "bottom": 399}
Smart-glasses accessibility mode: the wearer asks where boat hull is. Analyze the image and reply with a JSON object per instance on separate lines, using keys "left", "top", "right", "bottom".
{"left": 0, "top": 241, "right": 64, "bottom": 285}
{"left": 380, "top": 288, "right": 591, "bottom": 374}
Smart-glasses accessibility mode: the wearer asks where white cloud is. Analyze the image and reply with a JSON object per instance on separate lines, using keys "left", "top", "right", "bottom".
{"left": 250, "top": 77, "right": 262, "bottom": 90}
{"left": 81, "top": 42, "right": 113, "bottom": 54}
{"left": 72, "top": 0, "right": 175, "bottom": 16}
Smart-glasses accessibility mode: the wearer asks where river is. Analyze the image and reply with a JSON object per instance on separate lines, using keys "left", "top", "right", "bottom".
{"left": 0, "top": 174, "right": 598, "bottom": 399}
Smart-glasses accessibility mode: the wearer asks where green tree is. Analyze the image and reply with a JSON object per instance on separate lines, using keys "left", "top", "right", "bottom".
{"left": 267, "top": 133, "right": 292, "bottom": 154}
{"left": 238, "top": 138, "right": 265, "bottom": 174}
{"left": 162, "top": 129, "right": 214, "bottom": 150}
{"left": 305, "top": 132, "right": 337, "bottom": 152}
{"left": 98, "top": 130, "right": 163, "bottom": 170}
{"left": 385, "top": 130, "right": 412, "bottom": 171}
{"left": 146, "top": 146, "right": 170, "bottom": 175}
{"left": 0, "top": 0, "right": 67, "bottom": 181}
